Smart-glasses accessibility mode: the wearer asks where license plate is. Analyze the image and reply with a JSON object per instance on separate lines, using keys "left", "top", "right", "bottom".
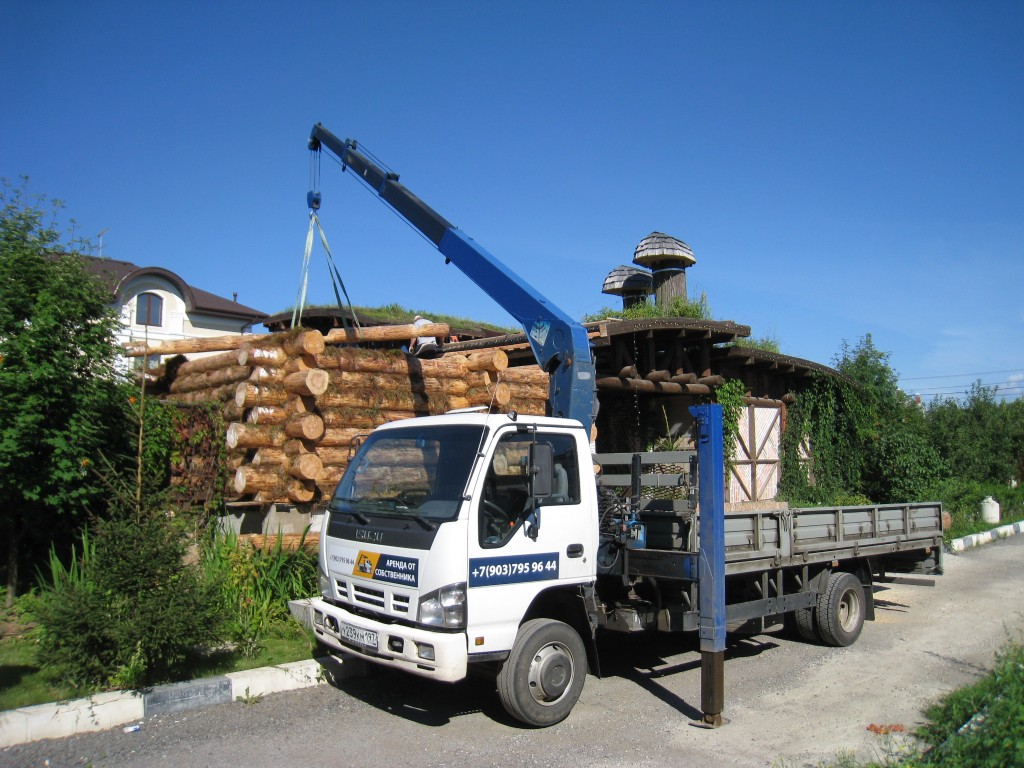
{"left": 340, "top": 622, "right": 378, "bottom": 650}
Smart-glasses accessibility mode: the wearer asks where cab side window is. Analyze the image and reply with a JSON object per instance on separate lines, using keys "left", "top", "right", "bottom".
{"left": 478, "top": 433, "right": 579, "bottom": 548}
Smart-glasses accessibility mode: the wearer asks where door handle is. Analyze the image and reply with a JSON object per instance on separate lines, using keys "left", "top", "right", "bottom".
{"left": 566, "top": 543, "right": 584, "bottom": 558}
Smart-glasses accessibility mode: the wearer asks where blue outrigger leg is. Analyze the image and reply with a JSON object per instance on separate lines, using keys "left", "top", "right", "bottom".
{"left": 690, "top": 403, "right": 726, "bottom": 727}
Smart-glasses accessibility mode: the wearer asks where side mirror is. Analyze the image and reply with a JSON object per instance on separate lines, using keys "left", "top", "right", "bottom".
{"left": 530, "top": 442, "right": 553, "bottom": 498}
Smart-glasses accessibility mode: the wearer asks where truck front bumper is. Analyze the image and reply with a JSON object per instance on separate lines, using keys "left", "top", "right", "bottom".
{"left": 310, "top": 597, "right": 468, "bottom": 683}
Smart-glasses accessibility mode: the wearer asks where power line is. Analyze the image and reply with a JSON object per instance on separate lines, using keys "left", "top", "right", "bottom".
{"left": 911, "top": 379, "right": 1023, "bottom": 393}
{"left": 899, "top": 368, "right": 1024, "bottom": 382}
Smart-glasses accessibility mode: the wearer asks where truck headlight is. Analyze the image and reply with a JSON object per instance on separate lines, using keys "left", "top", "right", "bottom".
{"left": 318, "top": 564, "right": 331, "bottom": 598}
{"left": 418, "top": 583, "right": 466, "bottom": 628}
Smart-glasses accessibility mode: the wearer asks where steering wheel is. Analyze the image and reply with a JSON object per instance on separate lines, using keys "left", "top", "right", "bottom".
{"left": 482, "top": 499, "right": 510, "bottom": 540}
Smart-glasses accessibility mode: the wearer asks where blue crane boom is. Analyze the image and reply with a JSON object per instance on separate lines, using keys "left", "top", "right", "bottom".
{"left": 308, "top": 123, "right": 596, "bottom": 434}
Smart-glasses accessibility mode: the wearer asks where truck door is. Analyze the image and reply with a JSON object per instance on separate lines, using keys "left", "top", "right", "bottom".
{"left": 466, "top": 429, "right": 593, "bottom": 648}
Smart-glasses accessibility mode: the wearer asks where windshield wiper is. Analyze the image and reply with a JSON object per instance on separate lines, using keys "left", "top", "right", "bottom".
{"left": 328, "top": 500, "right": 370, "bottom": 525}
{"left": 409, "top": 514, "right": 435, "bottom": 531}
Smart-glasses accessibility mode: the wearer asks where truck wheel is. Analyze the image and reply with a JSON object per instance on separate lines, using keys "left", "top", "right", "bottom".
{"left": 497, "top": 618, "right": 587, "bottom": 727}
{"left": 816, "top": 571, "right": 865, "bottom": 647}
{"left": 792, "top": 605, "right": 819, "bottom": 642}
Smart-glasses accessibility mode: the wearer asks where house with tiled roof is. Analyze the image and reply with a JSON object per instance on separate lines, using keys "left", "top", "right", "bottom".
{"left": 80, "top": 256, "right": 267, "bottom": 366}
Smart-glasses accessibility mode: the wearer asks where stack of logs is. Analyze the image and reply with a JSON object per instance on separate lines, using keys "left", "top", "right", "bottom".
{"left": 135, "top": 323, "right": 753, "bottom": 508}
{"left": 152, "top": 324, "right": 544, "bottom": 505}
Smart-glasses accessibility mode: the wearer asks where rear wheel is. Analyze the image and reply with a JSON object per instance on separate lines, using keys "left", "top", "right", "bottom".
{"left": 792, "top": 604, "right": 819, "bottom": 642}
{"left": 816, "top": 571, "right": 866, "bottom": 647}
{"left": 497, "top": 618, "right": 587, "bottom": 727}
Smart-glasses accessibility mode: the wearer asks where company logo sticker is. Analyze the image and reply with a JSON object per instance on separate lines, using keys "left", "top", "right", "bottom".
{"left": 352, "top": 550, "right": 419, "bottom": 587}
{"left": 530, "top": 320, "right": 551, "bottom": 347}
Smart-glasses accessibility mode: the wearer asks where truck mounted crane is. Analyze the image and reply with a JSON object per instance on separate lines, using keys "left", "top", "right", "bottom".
{"left": 304, "top": 124, "right": 943, "bottom": 728}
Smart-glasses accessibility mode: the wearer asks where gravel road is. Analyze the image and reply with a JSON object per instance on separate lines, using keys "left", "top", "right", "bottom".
{"left": 5, "top": 535, "right": 1023, "bottom": 768}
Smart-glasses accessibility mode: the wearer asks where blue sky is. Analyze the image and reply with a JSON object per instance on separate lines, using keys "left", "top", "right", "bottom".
{"left": 3, "top": 1, "right": 1022, "bottom": 401}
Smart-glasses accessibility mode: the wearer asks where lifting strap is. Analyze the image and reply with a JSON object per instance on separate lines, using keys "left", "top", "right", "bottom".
{"left": 292, "top": 211, "right": 361, "bottom": 333}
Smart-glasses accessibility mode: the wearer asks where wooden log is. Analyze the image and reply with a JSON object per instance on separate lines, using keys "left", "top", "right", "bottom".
{"left": 283, "top": 354, "right": 318, "bottom": 375}
{"left": 315, "top": 447, "right": 354, "bottom": 466}
{"left": 320, "top": 408, "right": 419, "bottom": 428}
{"left": 698, "top": 374, "right": 724, "bottom": 387}
{"left": 646, "top": 370, "right": 672, "bottom": 383}
{"left": 284, "top": 369, "right": 330, "bottom": 397}
{"left": 326, "top": 370, "right": 470, "bottom": 396}
{"left": 507, "top": 398, "right": 547, "bottom": 416}
{"left": 618, "top": 365, "right": 640, "bottom": 379}
{"left": 248, "top": 366, "right": 285, "bottom": 384}
{"left": 222, "top": 401, "right": 244, "bottom": 422}
{"left": 502, "top": 383, "right": 546, "bottom": 401}
{"left": 237, "top": 533, "right": 319, "bottom": 554}
{"left": 316, "top": 465, "right": 346, "bottom": 488}
{"left": 324, "top": 322, "right": 449, "bottom": 345}
{"left": 174, "top": 351, "right": 242, "bottom": 376}
{"left": 165, "top": 383, "right": 238, "bottom": 405}
{"left": 317, "top": 348, "right": 467, "bottom": 377}
{"left": 252, "top": 447, "right": 287, "bottom": 465}
{"left": 287, "top": 479, "right": 316, "bottom": 504}
{"left": 226, "top": 422, "right": 286, "bottom": 450}
{"left": 447, "top": 349, "right": 508, "bottom": 372}
{"left": 489, "top": 366, "right": 548, "bottom": 385}
{"left": 468, "top": 383, "right": 511, "bottom": 406}
{"left": 234, "top": 465, "right": 288, "bottom": 494}
{"left": 743, "top": 396, "right": 784, "bottom": 408}
{"left": 284, "top": 395, "right": 316, "bottom": 416}
{"left": 282, "top": 329, "right": 325, "bottom": 356}
{"left": 238, "top": 345, "right": 288, "bottom": 366}
{"left": 285, "top": 413, "right": 325, "bottom": 441}
{"left": 283, "top": 438, "right": 314, "bottom": 456}
{"left": 596, "top": 378, "right": 710, "bottom": 396}
{"left": 254, "top": 491, "right": 289, "bottom": 504}
{"left": 124, "top": 333, "right": 261, "bottom": 357}
{"left": 316, "top": 388, "right": 463, "bottom": 412}
{"left": 246, "top": 405, "right": 289, "bottom": 425}
{"left": 317, "top": 427, "right": 371, "bottom": 447}
{"left": 235, "top": 382, "right": 289, "bottom": 408}
{"left": 286, "top": 452, "right": 323, "bottom": 481}
{"left": 670, "top": 372, "right": 698, "bottom": 384}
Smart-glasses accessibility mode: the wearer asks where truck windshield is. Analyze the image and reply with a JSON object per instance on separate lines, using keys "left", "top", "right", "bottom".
{"left": 329, "top": 424, "right": 487, "bottom": 523}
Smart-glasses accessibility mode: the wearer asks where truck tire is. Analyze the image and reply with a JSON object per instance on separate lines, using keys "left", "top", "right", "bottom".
{"left": 497, "top": 618, "right": 587, "bottom": 727}
{"left": 816, "top": 571, "right": 865, "bottom": 647}
{"left": 792, "top": 604, "right": 819, "bottom": 643}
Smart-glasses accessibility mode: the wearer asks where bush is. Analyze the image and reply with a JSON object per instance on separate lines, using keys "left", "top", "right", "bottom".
{"left": 909, "top": 640, "right": 1024, "bottom": 767}
{"left": 927, "top": 478, "right": 1024, "bottom": 539}
{"left": 31, "top": 514, "right": 221, "bottom": 689}
{"left": 203, "top": 529, "right": 317, "bottom": 658}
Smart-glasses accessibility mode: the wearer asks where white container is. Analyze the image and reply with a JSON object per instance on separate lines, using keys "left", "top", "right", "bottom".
{"left": 980, "top": 495, "right": 1000, "bottom": 525}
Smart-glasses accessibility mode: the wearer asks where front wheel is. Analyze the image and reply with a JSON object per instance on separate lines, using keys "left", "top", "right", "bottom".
{"left": 497, "top": 618, "right": 588, "bottom": 727}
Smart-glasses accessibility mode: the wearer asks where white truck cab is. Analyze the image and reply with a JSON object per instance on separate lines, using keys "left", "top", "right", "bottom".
{"left": 311, "top": 411, "right": 598, "bottom": 724}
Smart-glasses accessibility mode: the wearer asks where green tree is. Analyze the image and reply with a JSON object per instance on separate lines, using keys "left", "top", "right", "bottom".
{"left": 0, "top": 179, "right": 130, "bottom": 604}
{"left": 926, "top": 383, "right": 1020, "bottom": 486}
{"left": 781, "top": 334, "right": 945, "bottom": 504}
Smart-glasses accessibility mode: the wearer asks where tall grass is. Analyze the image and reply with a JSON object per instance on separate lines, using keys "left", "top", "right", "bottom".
{"left": 203, "top": 528, "right": 318, "bottom": 657}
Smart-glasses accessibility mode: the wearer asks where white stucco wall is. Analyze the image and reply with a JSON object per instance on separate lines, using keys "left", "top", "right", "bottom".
{"left": 114, "top": 275, "right": 258, "bottom": 367}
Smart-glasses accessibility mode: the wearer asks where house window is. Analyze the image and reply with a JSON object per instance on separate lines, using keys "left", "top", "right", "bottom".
{"left": 137, "top": 293, "right": 162, "bottom": 326}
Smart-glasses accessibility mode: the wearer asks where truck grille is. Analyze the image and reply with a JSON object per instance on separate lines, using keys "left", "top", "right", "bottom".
{"left": 353, "top": 582, "right": 386, "bottom": 608}
{"left": 333, "top": 578, "right": 412, "bottom": 616}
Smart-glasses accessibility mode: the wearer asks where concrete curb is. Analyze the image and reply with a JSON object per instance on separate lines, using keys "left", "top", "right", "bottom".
{"left": 5, "top": 526, "right": 1022, "bottom": 748}
{"left": 0, "top": 658, "right": 327, "bottom": 748}
{"left": 948, "top": 520, "right": 1024, "bottom": 553}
